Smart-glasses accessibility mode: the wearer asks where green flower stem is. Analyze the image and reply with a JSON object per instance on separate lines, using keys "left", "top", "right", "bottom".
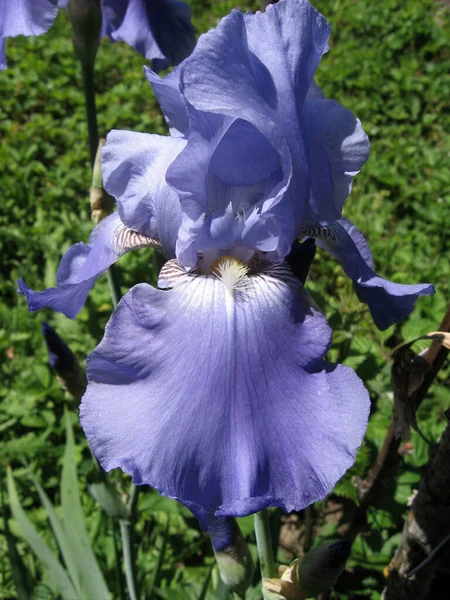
{"left": 254, "top": 510, "right": 277, "bottom": 582}
{"left": 113, "top": 520, "right": 127, "bottom": 600}
{"left": 117, "top": 485, "right": 140, "bottom": 600}
{"left": 303, "top": 505, "right": 314, "bottom": 553}
{"left": 127, "top": 483, "right": 139, "bottom": 515}
{"left": 81, "top": 64, "right": 99, "bottom": 168}
{"left": 105, "top": 265, "right": 121, "bottom": 308}
{"left": 119, "top": 515, "right": 140, "bottom": 600}
{"left": 80, "top": 58, "right": 136, "bottom": 600}
{"left": 108, "top": 334, "right": 141, "bottom": 600}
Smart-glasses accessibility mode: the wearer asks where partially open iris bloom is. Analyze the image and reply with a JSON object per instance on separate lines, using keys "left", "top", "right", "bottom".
{"left": 19, "top": 0, "right": 433, "bottom": 524}
{"left": 0, "top": 0, "right": 195, "bottom": 71}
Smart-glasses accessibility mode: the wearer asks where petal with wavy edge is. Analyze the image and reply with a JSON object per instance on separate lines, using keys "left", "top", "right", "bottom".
{"left": 0, "top": 0, "right": 58, "bottom": 69}
{"left": 179, "top": 0, "right": 331, "bottom": 247}
{"left": 102, "top": 0, "right": 195, "bottom": 70}
{"left": 80, "top": 260, "right": 369, "bottom": 524}
{"left": 301, "top": 98, "right": 370, "bottom": 220}
{"left": 308, "top": 218, "right": 434, "bottom": 330}
{"left": 101, "top": 131, "right": 185, "bottom": 258}
{"left": 18, "top": 213, "right": 160, "bottom": 319}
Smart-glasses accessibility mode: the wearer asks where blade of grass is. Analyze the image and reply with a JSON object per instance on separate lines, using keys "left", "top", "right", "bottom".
{"left": 6, "top": 467, "right": 79, "bottom": 600}
{"left": 1, "top": 477, "right": 34, "bottom": 600}
{"left": 61, "top": 410, "right": 110, "bottom": 599}
{"left": 29, "top": 472, "right": 82, "bottom": 596}
{"left": 197, "top": 562, "right": 215, "bottom": 600}
{"left": 4, "top": 526, "right": 34, "bottom": 600}
{"left": 148, "top": 516, "right": 171, "bottom": 600}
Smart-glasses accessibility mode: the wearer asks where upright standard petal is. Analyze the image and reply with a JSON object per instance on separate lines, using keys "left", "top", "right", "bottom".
{"left": 102, "top": 0, "right": 196, "bottom": 70}
{"left": 80, "top": 260, "right": 369, "bottom": 522}
{"left": 177, "top": 0, "right": 331, "bottom": 250}
{"left": 18, "top": 212, "right": 160, "bottom": 319}
{"left": 101, "top": 131, "right": 186, "bottom": 258}
{"left": 144, "top": 66, "right": 189, "bottom": 137}
{"left": 0, "top": 0, "right": 58, "bottom": 69}
{"left": 302, "top": 218, "right": 434, "bottom": 330}
{"left": 166, "top": 108, "right": 282, "bottom": 267}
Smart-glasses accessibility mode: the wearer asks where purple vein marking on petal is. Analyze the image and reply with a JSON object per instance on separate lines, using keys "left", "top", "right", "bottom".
{"left": 18, "top": 213, "right": 161, "bottom": 319}
{"left": 81, "top": 259, "right": 369, "bottom": 519}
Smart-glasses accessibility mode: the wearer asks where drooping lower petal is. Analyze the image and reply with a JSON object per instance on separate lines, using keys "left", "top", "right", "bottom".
{"left": 80, "top": 260, "right": 369, "bottom": 521}
{"left": 18, "top": 213, "right": 160, "bottom": 318}
{"left": 304, "top": 218, "right": 434, "bottom": 330}
{"left": 0, "top": 0, "right": 58, "bottom": 70}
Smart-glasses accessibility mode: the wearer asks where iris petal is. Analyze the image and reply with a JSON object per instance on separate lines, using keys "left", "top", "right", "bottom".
{"left": 0, "top": 0, "right": 58, "bottom": 70}
{"left": 301, "top": 98, "right": 370, "bottom": 221}
{"left": 80, "top": 260, "right": 369, "bottom": 521}
{"left": 102, "top": 0, "right": 196, "bottom": 70}
{"left": 101, "top": 131, "right": 186, "bottom": 258}
{"left": 18, "top": 213, "right": 160, "bottom": 318}
{"left": 179, "top": 0, "right": 331, "bottom": 249}
{"left": 309, "top": 218, "right": 434, "bottom": 330}
{"left": 144, "top": 66, "right": 188, "bottom": 137}
{"left": 166, "top": 109, "right": 282, "bottom": 266}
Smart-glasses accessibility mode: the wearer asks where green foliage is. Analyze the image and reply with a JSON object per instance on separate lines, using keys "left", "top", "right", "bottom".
{"left": 1, "top": 0, "right": 449, "bottom": 599}
{"left": 7, "top": 413, "right": 110, "bottom": 599}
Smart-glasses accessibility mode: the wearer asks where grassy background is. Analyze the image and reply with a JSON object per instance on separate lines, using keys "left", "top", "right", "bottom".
{"left": 1, "top": 1, "right": 449, "bottom": 598}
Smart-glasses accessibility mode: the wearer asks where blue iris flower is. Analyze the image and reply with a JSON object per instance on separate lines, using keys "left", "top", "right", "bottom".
{"left": 0, "top": 0, "right": 196, "bottom": 71}
{"left": 18, "top": 0, "right": 433, "bottom": 524}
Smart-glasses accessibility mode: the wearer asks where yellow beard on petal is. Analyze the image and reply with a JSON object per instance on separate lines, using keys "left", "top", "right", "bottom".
{"left": 211, "top": 256, "right": 250, "bottom": 296}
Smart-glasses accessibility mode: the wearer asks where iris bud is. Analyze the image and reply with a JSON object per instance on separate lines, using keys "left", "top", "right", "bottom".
{"left": 41, "top": 323, "right": 86, "bottom": 401}
{"left": 264, "top": 541, "right": 351, "bottom": 599}
{"left": 66, "top": 0, "right": 102, "bottom": 68}
{"left": 90, "top": 139, "right": 115, "bottom": 224}
{"left": 209, "top": 518, "right": 254, "bottom": 598}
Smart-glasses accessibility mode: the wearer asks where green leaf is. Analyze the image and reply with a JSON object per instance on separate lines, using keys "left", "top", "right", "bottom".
{"left": 0, "top": 417, "right": 18, "bottom": 432}
{"left": 333, "top": 474, "right": 359, "bottom": 503}
{"left": 61, "top": 410, "right": 110, "bottom": 599}
{"left": 148, "top": 516, "right": 171, "bottom": 599}
{"left": 33, "top": 364, "right": 51, "bottom": 388}
{"left": 394, "top": 470, "right": 421, "bottom": 504}
{"left": 197, "top": 563, "right": 214, "bottom": 600}
{"left": 20, "top": 415, "right": 48, "bottom": 428}
{"left": 29, "top": 472, "right": 82, "bottom": 596}
{"left": 236, "top": 515, "right": 254, "bottom": 538}
{"left": 3, "top": 497, "right": 34, "bottom": 600}
{"left": 154, "top": 588, "right": 198, "bottom": 600}
{"left": 6, "top": 467, "right": 79, "bottom": 600}
{"left": 140, "top": 490, "right": 189, "bottom": 516}
{"left": 31, "top": 583, "right": 58, "bottom": 599}
{"left": 367, "top": 507, "right": 396, "bottom": 530}
{"left": 87, "top": 471, "right": 129, "bottom": 519}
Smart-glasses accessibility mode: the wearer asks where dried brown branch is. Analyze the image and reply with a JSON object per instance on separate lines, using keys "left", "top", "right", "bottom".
{"left": 382, "top": 415, "right": 450, "bottom": 599}
{"left": 341, "top": 302, "right": 450, "bottom": 543}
